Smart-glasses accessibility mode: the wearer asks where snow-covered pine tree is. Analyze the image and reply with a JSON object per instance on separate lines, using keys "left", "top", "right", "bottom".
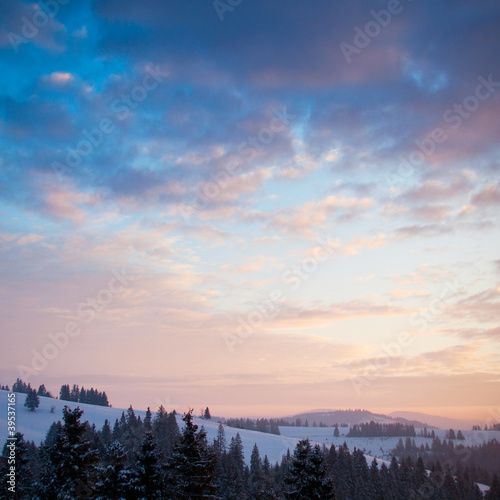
{"left": 38, "top": 406, "right": 99, "bottom": 498}
{"left": 94, "top": 441, "right": 137, "bottom": 500}
{"left": 167, "top": 409, "right": 218, "bottom": 499}
{"left": 0, "top": 432, "right": 35, "bottom": 499}
{"left": 285, "top": 439, "right": 334, "bottom": 499}
{"left": 136, "top": 431, "right": 164, "bottom": 499}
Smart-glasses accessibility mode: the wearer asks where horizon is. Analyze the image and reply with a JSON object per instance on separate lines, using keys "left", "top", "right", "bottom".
{"left": 1, "top": 385, "right": 496, "bottom": 428}
{"left": 1, "top": 1, "right": 499, "bottom": 425}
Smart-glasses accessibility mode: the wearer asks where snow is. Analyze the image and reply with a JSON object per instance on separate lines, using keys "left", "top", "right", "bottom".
{"left": 0, "top": 390, "right": 300, "bottom": 465}
{"left": 278, "top": 425, "right": 500, "bottom": 461}
{"left": 1, "top": 389, "right": 498, "bottom": 471}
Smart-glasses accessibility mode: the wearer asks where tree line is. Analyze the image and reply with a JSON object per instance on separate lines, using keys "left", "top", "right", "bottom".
{"left": 224, "top": 417, "right": 281, "bottom": 435}
{"left": 2, "top": 379, "right": 109, "bottom": 407}
{"left": 59, "top": 384, "right": 109, "bottom": 407}
{"left": 347, "top": 421, "right": 417, "bottom": 437}
{"left": 393, "top": 435, "right": 500, "bottom": 488}
{"left": 2, "top": 404, "right": 499, "bottom": 499}
{"left": 6, "top": 379, "right": 54, "bottom": 398}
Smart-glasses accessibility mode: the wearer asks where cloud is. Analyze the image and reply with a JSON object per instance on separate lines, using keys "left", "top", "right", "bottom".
{"left": 43, "top": 72, "right": 75, "bottom": 85}
{"left": 266, "top": 195, "right": 375, "bottom": 237}
{"left": 42, "top": 185, "right": 92, "bottom": 223}
{"left": 343, "top": 234, "right": 386, "bottom": 255}
{"left": 471, "top": 184, "right": 500, "bottom": 206}
{"left": 394, "top": 224, "right": 453, "bottom": 240}
{"left": 16, "top": 234, "right": 44, "bottom": 246}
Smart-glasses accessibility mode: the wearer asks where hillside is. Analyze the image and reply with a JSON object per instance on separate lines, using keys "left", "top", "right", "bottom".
{"left": 389, "top": 410, "right": 479, "bottom": 430}
{"left": 1, "top": 390, "right": 496, "bottom": 494}
{"left": 285, "top": 408, "right": 430, "bottom": 428}
{"left": 0, "top": 390, "right": 300, "bottom": 466}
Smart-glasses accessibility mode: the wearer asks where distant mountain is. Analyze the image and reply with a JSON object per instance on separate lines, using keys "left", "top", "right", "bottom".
{"left": 284, "top": 409, "right": 430, "bottom": 428}
{"left": 388, "top": 411, "right": 478, "bottom": 430}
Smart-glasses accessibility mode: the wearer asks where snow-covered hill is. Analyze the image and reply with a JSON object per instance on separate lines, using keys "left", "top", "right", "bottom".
{"left": 2, "top": 390, "right": 499, "bottom": 470}
{"left": 0, "top": 390, "right": 299, "bottom": 465}
{"left": 389, "top": 410, "right": 478, "bottom": 430}
{"left": 278, "top": 425, "right": 500, "bottom": 461}
{"left": 286, "top": 409, "right": 428, "bottom": 427}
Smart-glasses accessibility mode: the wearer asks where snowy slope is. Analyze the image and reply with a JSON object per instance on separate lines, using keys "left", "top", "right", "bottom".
{"left": 278, "top": 425, "right": 500, "bottom": 461}
{"left": 2, "top": 390, "right": 499, "bottom": 470}
{"left": 0, "top": 390, "right": 299, "bottom": 465}
{"left": 0, "top": 391, "right": 494, "bottom": 492}
{"left": 286, "top": 409, "right": 419, "bottom": 427}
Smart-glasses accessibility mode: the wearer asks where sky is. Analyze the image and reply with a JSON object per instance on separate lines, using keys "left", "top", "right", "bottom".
{"left": 0, "top": 0, "right": 499, "bottom": 421}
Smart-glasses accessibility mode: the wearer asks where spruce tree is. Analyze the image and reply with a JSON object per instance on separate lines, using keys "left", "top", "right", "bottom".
{"left": 38, "top": 406, "right": 98, "bottom": 498}
{"left": 24, "top": 389, "right": 40, "bottom": 411}
{"left": 95, "top": 441, "right": 136, "bottom": 500}
{"left": 224, "top": 433, "right": 246, "bottom": 497}
{"left": 486, "top": 474, "right": 500, "bottom": 500}
{"left": 144, "top": 407, "right": 152, "bottom": 432}
{"left": 250, "top": 442, "right": 265, "bottom": 496}
{"left": 101, "top": 419, "right": 112, "bottom": 447}
{"left": 37, "top": 384, "right": 52, "bottom": 397}
{"left": 285, "top": 439, "right": 334, "bottom": 499}
{"left": 167, "top": 410, "right": 218, "bottom": 498}
{"left": 1, "top": 432, "right": 35, "bottom": 499}
{"left": 59, "top": 384, "right": 71, "bottom": 401}
{"left": 136, "top": 431, "right": 164, "bottom": 499}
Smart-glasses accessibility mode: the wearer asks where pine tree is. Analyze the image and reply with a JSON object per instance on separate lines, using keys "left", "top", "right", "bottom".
{"left": 249, "top": 442, "right": 265, "bottom": 496}
{"left": 144, "top": 407, "right": 152, "bottom": 432}
{"left": 1, "top": 432, "right": 35, "bottom": 499}
{"left": 70, "top": 384, "right": 80, "bottom": 402}
{"left": 224, "top": 432, "right": 246, "bottom": 498}
{"left": 167, "top": 409, "right": 218, "bottom": 499}
{"left": 38, "top": 406, "right": 99, "bottom": 498}
{"left": 369, "top": 459, "right": 384, "bottom": 500}
{"left": 153, "top": 406, "right": 180, "bottom": 458}
{"left": 59, "top": 384, "right": 71, "bottom": 401}
{"left": 214, "top": 423, "right": 227, "bottom": 457}
{"left": 101, "top": 419, "right": 112, "bottom": 447}
{"left": 24, "top": 389, "right": 40, "bottom": 411}
{"left": 136, "top": 431, "right": 164, "bottom": 499}
{"left": 12, "top": 378, "right": 28, "bottom": 393}
{"left": 94, "top": 441, "right": 136, "bottom": 499}
{"left": 37, "top": 384, "right": 52, "bottom": 397}
{"left": 333, "top": 425, "right": 340, "bottom": 437}
{"left": 204, "top": 407, "right": 212, "bottom": 419}
{"left": 486, "top": 474, "right": 500, "bottom": 500}
{"left": 285, "top": 439, "right": 334, "bottom": 499}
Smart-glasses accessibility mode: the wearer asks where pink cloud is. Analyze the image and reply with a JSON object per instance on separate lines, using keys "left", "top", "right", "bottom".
{"left": 471, "top": 184, "right": 500, "bottom": 206}
{"left": 267, "top": 195, "right": 375, "bottom": 237}
{"left": 16, "top": 234, "right": 44, "bottom": 246}
{"left": 43, "top": 186, "right": 89, "bottom": 223}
